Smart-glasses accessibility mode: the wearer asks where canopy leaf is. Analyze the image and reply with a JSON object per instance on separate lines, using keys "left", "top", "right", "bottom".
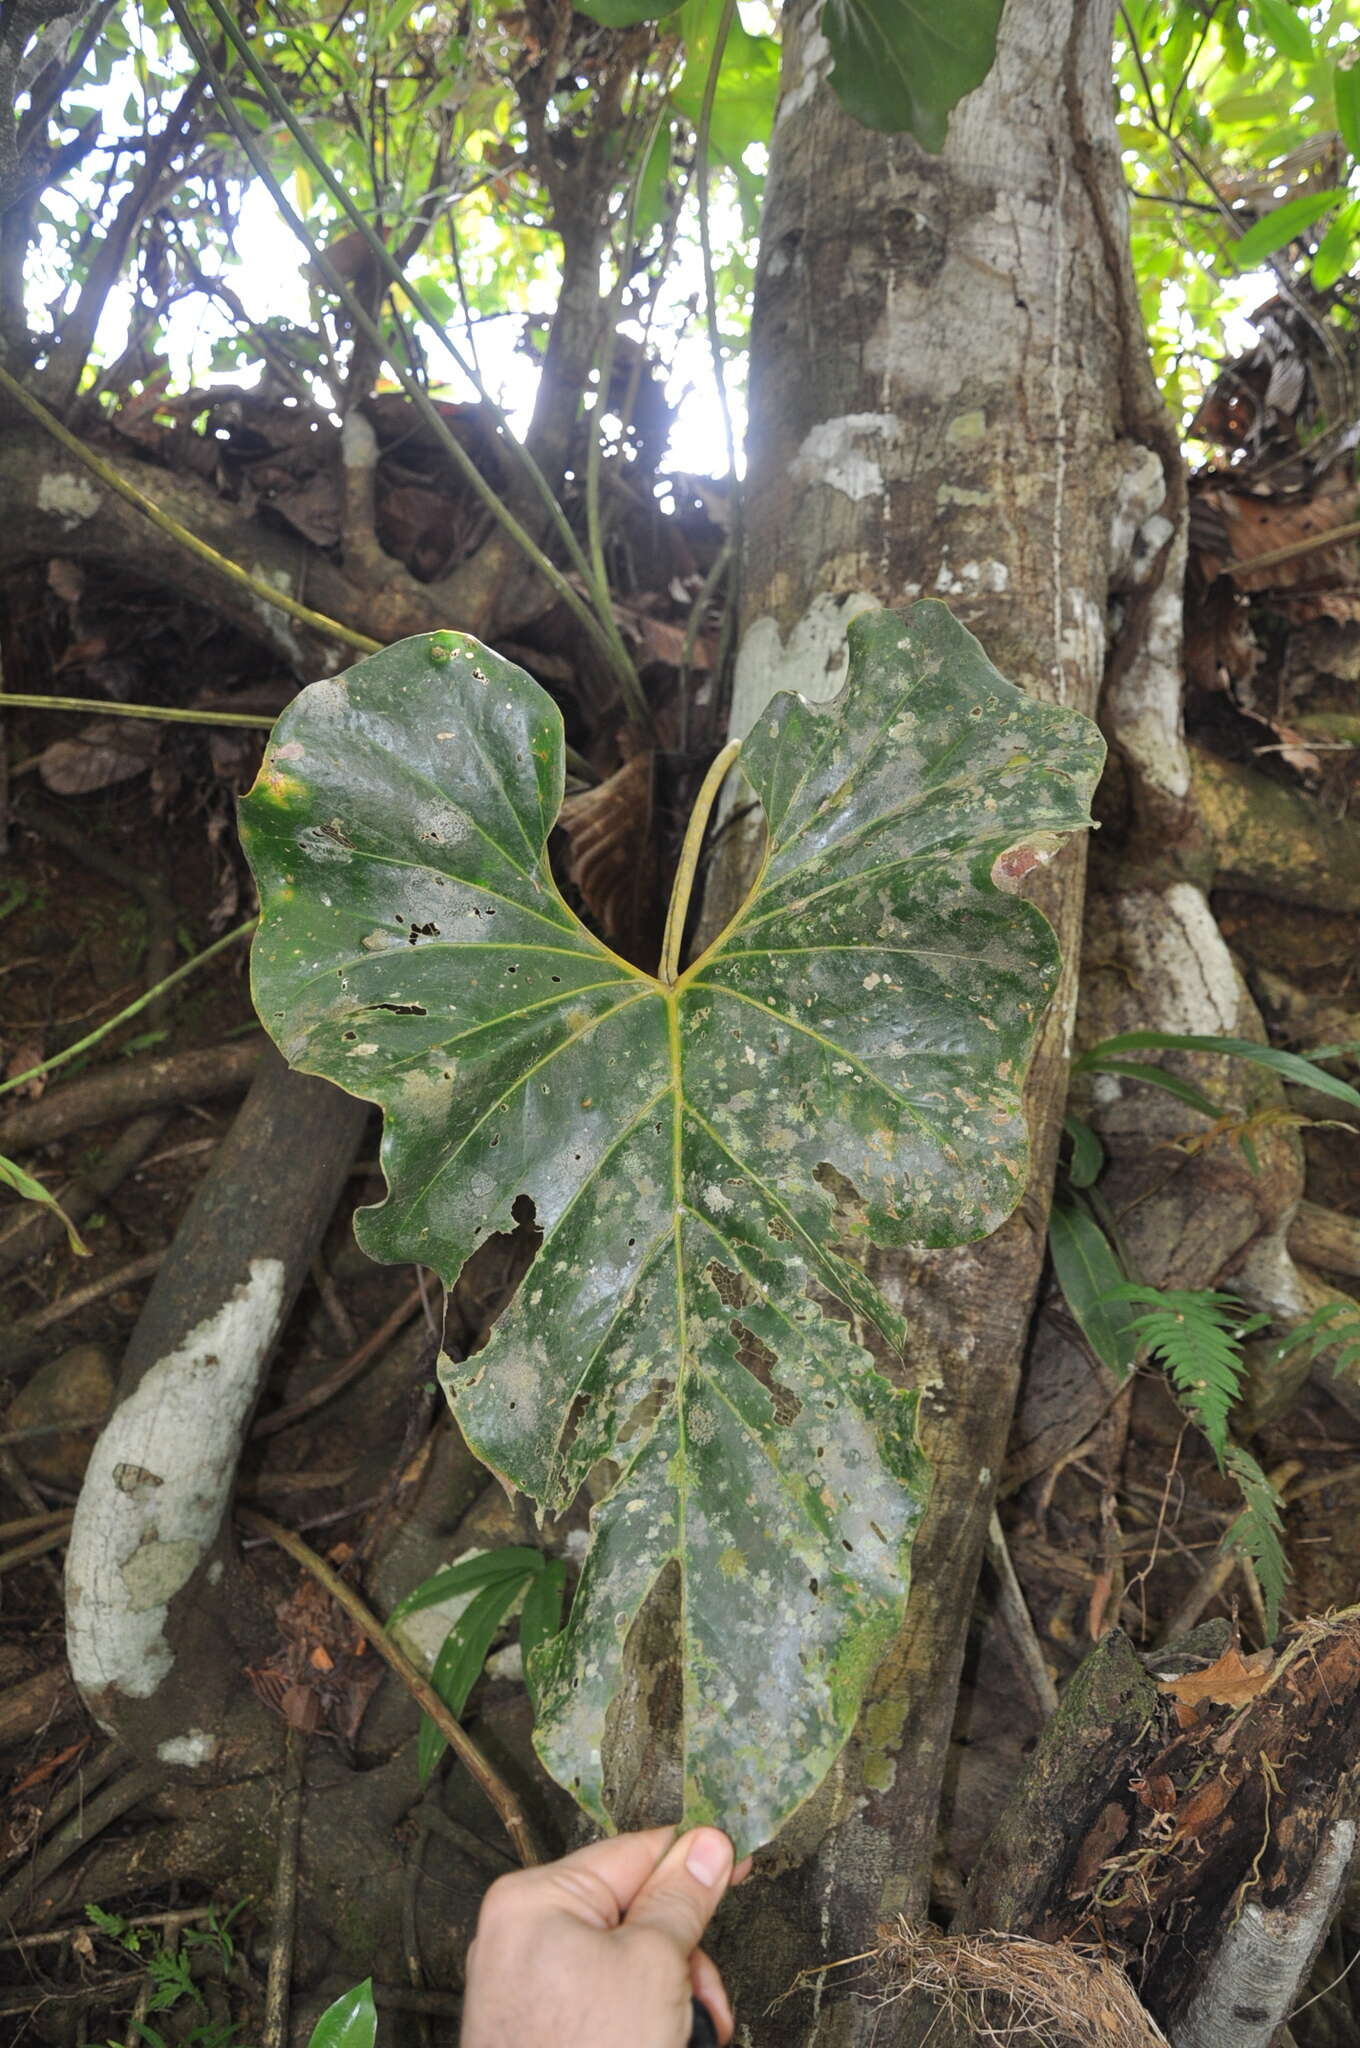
{"left": 240, "top": 602, "right": 1103, "bottom": 1849}
{"left": 820, "top": 0, "right": 1005, "bottom": 148}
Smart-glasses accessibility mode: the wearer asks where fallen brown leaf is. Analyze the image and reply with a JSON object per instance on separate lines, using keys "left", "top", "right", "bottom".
{"left": 1159, "top": 1643, "right": 1274, "bottom": 1712}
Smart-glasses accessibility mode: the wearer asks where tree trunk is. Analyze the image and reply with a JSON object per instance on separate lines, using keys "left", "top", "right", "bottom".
{"left": 703, "top": 4, "right": 1183, "bottom": 2038}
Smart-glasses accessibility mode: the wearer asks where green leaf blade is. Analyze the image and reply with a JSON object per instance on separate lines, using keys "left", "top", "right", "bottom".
{"left": 241, "top": 602, "right": 1104, "bottom": 1852}
{"left": 306, "top": 1980, "right": 376, "bottom": 2048}
{"left": 1048, "top": 1197, "right": 1140, "bottom": 1382}
{"left": 1230, "top": 186, "right": 1345, "bottom": 268}
{"left": 820, "top": 0, "right": 1004, "bottom": 148}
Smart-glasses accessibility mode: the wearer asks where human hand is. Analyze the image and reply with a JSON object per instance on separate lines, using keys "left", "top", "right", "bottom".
{"left": 460, "top": 1824, "right": 748, "bottom": 2047}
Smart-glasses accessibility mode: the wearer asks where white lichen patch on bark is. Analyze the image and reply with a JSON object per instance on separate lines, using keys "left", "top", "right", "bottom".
{"left": 248, "top": 560, "right": 306, "bottom": 667}
{"left": 66, "top": 1257, "right": 287, "bottom": 1712}
{"left": 775, "top": 24, "right": 830, "bottom": 131}
{"left": 790, "top": 414, "right": 902, "bottom": 503}
{"left": 157, "top": 1728, "right": 219, "bottom": 1766}
{"left": 38, "top": 470, "right": 101, "bottom": 527}
{"left": 1107, "top": 525, "right": 1191, "bottom": 799}
{"left": 728, "top": 590, "right": 881, "bottom": 743}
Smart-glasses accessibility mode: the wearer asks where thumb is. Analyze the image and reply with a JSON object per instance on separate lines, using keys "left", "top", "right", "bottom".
{"left": 621, "top": 1826, "right": 735, "bottom": 1954}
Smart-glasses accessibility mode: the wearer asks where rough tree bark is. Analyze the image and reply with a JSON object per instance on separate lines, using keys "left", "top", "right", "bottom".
{"left": 698, "top": 4, "right": 1185, "bottom": 2038}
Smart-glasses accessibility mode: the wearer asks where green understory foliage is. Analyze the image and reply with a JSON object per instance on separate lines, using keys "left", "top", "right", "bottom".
{"left": 1053, "top": 1032, "right": 1360, "bottom": 1637}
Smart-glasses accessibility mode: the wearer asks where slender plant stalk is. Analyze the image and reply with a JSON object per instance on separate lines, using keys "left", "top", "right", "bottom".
{"left": 585, "top": 97, "right": 670, "bottom": 607}
{"left": 0, "top": 364, "right": 379, "bottom": 654}
{"left": 695, "top": 0, "right": 741, "bottom": 498}
{"left": 178, "top": 0, "right": 648, "bottom": 719}
{"left": 678, "top": 540, "right": 730, "bottom": 754}
{"left": 237, "top": 1507, "right": 543, "bottom": 1868}
{"left": 659, "top": 738, "right": 742, "bottom": 984}
{"left": 1, "top": 691, "right": 276, "bottom": 728}
{"left": 0, "top": 920, "right": 256, "bottom": 1101}
{"left": 2, "top": 690, "right": 601, "bottom": 783}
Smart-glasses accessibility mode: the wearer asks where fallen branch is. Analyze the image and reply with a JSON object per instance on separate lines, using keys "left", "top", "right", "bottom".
{"left": 236, "top": 1506, "right": 543, "bottom": 1869}
{"left": 1173, "top": 1819, "right": 1357, "bottom": 2048}
{"left": 0, "top": 359, "right": 380, "bottom": 654}
{"left": 262, "top": 1727, "right": 304, "bottom": 2048}
{"left": 64, "top": 1051, "right": 367, "bottom": 1768}
{"left": 0, "top": 1039, "right": 261, "bottom": 1152}
{"left": 1288, "top": 1200, "right": 1360, "bottom": 1283}
{"left": 1190, "top": 745, "right": 1360, "bottom": 915}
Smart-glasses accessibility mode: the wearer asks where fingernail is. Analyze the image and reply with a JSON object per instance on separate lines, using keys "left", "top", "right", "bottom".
{"left": 685, "top": 1828, "right": 733, "bottom": 1888}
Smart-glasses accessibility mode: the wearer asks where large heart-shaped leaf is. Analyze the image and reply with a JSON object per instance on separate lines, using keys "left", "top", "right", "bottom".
{"left": 239, "top": 602, "right": 1103, "bottom": 1850}
{"left": 820, "top": 0, "right": 1005, "bottom": 148}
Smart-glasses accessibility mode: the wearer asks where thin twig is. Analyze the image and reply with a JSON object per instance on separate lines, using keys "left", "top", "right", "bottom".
{"left": 0, "top": 1521, "right": 72, "bottom": 1575}
{"left": 251, "top": 1283, "right": 425, "bottom": 1439}
{"left": 0, "top": 691, "right": 275, "bottom": 729}
{"left": 0, "top": 921, "right": 255, "bottom": 1101}
{"left": 985, "top": 1510, "right": 1060, "bottom": 1718}
{"left": 262, "top": 1727, "right": 305, "bottom": 2048}
{"left": 235, "top": 1507, "right": 543, "bottom": 1867}
{"left": 7, "top": 1250, "right": 164, "bottom": 1342}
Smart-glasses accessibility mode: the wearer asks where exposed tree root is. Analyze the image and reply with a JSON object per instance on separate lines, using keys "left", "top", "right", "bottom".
{"left": 867, "top": 1922, "right": 1167, "bottom": 2048}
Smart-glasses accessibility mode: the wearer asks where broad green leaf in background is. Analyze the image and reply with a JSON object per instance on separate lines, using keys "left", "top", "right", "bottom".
{"left": 240, "top": 601, "right": 1104, "bottom": 1850}
{"left": 305, "top": 1979, "right": 376, "bottom": 2048}
{"left": 1249, "top": 0, "right": 1313, "bottom": 65}
{"left": 670, "top": 0, "right": 780, "bottom": 201}
{"left": 1336, "top": 57, "right": 1360, "bottom": 158}
{"left": 820, "top": 0, "right": 1005, "bottom": 149}
{"left": 1062, "top": 1114, "right": 1105, "bottom": 1191}
{"left": 1230, "top": 185, "right": 1346, "bottom": 268}
{"left": 1048, "top": 1196, "right": 1140, "bottom": 1382}
{"left": 575, "top": 0, "right": 684, "bottom": 21}
{"left": 1313, "top": 196, "right": 1360, "bottom": 289}
{"left": 1075, "top": 1059, "right": 1226, "bottom": 1121}
{"left": 387, "top": 1545, "right": 546, "bottom": 1623}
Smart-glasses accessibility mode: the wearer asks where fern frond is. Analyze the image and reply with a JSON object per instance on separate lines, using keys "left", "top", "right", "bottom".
{"left": 1223, "top": 1442, "right": 1288, "bottom": 1638}
{"left": 1271, "top": 1298, "right": 1360, "bottom": 1379}
{"left": 1102, "top": 1285, "right": 1269, "bottom": 1461}
{"left": 1098, "top": 1283, "right": 1290, "bottom": 1635}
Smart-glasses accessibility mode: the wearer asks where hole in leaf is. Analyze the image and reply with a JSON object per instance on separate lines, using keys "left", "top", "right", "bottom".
{"left": 367, "top": 1002, "right": 427, "bottom": 1016}
{"left": 814, "top": 1161, "right": 869, "bottom": 1232}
